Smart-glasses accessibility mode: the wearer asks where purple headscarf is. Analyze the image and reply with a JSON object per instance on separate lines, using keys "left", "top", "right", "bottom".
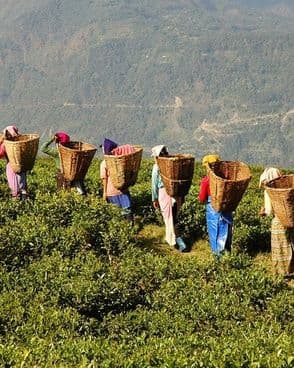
{"left": 103, "top": 138, "right": 118, "bottom": 155}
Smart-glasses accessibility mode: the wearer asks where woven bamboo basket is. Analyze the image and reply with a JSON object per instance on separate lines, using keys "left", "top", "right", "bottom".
{"left": 104, "top": 145, "right": 143, "bottom": 190}
{"left": 208, "top": 161, "right": 251, "bottom": 212}
{"left": 58, "top": 141, "right": 97, "bottom": 181}
{"left": 156, "top": 154, "right": 195, "bottom": 197}
{"left": 265, "top": 175, "right": 294, "bottom": 228}
{"left": 4, "top": 134, "right": 39, "bottom": 173}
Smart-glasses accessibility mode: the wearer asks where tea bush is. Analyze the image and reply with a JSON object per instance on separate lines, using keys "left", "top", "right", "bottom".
{"left": 0, "top": 157, "right": 293, "bottom": 367}
{"left": 0, "top": 191, "right": 136, "bottom": 269}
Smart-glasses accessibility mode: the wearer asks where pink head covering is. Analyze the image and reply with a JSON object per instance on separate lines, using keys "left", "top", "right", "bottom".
{"left": 3, "top": 125, "right": 19, "bottom": 139}
{"left": 55, "top": 131, "right": 70, "bottom": 144}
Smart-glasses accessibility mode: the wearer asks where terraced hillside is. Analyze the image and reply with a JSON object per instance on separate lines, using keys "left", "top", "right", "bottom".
{"left": 0, "top": 0, "right": 293, "bottom": 166}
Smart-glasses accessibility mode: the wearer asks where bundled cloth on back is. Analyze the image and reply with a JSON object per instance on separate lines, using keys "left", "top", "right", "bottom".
{"left": 112, "top": 144, "right": 135, "bottom": 156}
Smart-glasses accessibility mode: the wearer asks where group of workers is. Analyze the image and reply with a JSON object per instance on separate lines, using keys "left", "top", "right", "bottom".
{"left": 0, "top": 127, "right": 293, "bottom": 277}
{"left": 151, "top": 149, "right": 233, "bottom": 255}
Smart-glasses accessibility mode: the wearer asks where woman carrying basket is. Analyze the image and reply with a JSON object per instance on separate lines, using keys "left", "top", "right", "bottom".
{"left": 259, "top": 168, "right": 294, "bottom": 276}
{"left": 41, "top": 132, "right": 87, "bottom": 195}
{"left": 198, "top": 154, "right": 233, "bottom": 256}
{"left": 151, "top": 145, "right": 188, "bottom": 252}
{"left": 100, "top": 138, "right": 134, "bottom": 222}
{"left": 0, "top": 125, "right": 28, "bottom": 200}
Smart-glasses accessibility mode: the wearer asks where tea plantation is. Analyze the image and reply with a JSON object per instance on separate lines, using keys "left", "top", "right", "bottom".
{"left": 0, "top": 158, "right": 293, "bottom": 367}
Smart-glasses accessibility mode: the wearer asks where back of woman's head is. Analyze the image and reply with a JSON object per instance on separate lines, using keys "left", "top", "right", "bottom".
{"left": 159, "top": 146, "right": 169, "bottom": 156}
{"left": 3, "top": 125, "right": 19, "bottom": 139}
{"left": 202, "top": 154, "right": 220, "bottom": 167}
{"left": 259, "top": 167, "right": 281, "bottom": 187}
{"left": 103, "top": 138, "right": 118, "bottom": 155}
{"left": 151, "top": 145, "right": 168, "bottom": 157}
{"left": 55, "top": 132, "right": 70, "bottom": 144}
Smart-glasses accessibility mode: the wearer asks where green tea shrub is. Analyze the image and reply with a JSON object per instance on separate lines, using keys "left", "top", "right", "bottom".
{"left": 0, "top": 191, "right": 137, "bottom": 269}
{"left": 0, "top": 157, "right": 293, "bottom": 367}
{"left": 131, "top": 182, "right": 160, "bottom": 225}
{"left": 177, "top": 186, "right": 207, "bottom": 240}
{"left": 0, "top": 249, "right": 293, "bottom": 367}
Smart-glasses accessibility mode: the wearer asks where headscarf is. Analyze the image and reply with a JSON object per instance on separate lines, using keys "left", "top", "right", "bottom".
{"left": 259, "top": 167, "right": 282, "bottom": 216}
{"left": 202, "top": 154, "right": 221, "bottom": 167}
{"left": 55, "top": 132, "right": 70, "bottom": 144}
{"left": 259, "top": 167, "right": 281, "bottom": 188}
{"left": 103, "top": 138, "right": 118, "bottom": 155}
{"left": 151, "top": 145, "right": 167, "bottom": 157}
{"left": 3, "top": 125, "right": 19, "bottom": 139}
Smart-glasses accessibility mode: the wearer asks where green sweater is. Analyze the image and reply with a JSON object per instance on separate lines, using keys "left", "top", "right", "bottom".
{"left": 41, "top": 140, "right": 60, "bottom": 169}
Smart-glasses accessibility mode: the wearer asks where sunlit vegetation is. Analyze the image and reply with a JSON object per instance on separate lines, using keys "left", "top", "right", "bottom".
{"left": 0, "top": 158, "right": 293, "bottom": 367}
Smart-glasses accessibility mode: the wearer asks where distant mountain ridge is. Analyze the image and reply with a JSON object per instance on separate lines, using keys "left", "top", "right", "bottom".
{"left": 0, "top": 0, "right": 293, "bottom": 166}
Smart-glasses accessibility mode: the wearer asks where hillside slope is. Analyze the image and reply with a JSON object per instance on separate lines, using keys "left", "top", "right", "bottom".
{"left": 0, "top": 0, "right": 293, "bottom": 166}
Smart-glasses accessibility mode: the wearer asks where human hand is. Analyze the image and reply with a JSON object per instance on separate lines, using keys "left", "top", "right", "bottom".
{"left": 259, "top": 207, "right": 266, "bottom": 217}
{"left": 153, "top": 200, "right": 159, "bottom": 209}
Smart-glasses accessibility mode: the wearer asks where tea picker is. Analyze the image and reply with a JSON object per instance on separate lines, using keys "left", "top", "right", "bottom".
{"left": 0, "top": 125, "right": 39, "bottom": 200}
{"left": 100, "top": 138, "right": 143, "bottom": 223}
{"left": 151, "top": 145, "right": 193, "bottom": 252}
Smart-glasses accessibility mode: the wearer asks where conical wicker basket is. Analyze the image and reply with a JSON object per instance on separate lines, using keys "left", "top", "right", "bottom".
{"left": 104, "top": 145, "right": 143, "bottom": 190}
{"left": 58, "top": 141, "right": 97, "bottom": 181}
{"left": 157, "top": 154, "right": 195, "bottom": 197}
{"left": 208, "top": 161, "right": 251, "bottom": 212}
{"left": 4, "top": 134, "right": 39, "bottom": 173}
{"left": 265, "top": 175, "right": 294, "bottom": 228}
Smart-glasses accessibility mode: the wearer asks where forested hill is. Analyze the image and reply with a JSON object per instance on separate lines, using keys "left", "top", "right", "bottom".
{"left": 0, "top": 0, "right": 293, "bottom": 167}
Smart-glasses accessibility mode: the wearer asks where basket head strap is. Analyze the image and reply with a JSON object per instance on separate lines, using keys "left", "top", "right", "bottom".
{"left": 160, "top": 173, "right": 191, "bottom": 184}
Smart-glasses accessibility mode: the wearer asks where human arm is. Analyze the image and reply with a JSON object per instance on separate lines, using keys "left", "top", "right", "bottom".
{"left": 100, "top": 160, "right": 108, "bottom": 200}
{"left": 151, "top": 164, "right": 160, "bottom": 208}
{"left": 0, "top": 143, "right": 5, "bottom": 159}
{"left": 41, "top": 137, "right": 59, "bottom": 158}
{"left": 198, "top": 176, "right": 209, "bottom": 203}
{"left": 261, "top": 191, "right": 272, "bottom": 216}
{"left": 102, "top": 178, "right": 108, "bottom": 200}
{"left": 0, "top": 136, "right": 5, "bottom": 159}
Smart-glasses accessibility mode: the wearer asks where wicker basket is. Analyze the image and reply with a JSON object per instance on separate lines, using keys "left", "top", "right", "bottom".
{"left": 208, "top": 161, "right": 251, "bottom": 212}
{"left": 104, "top": 145, "right": 143, "bottom": 190}
{"left": 4, "top": 134, "right": 39, "bottom": 173}
{"left": 265, "top": 175, "right": 294, "bottom": 228}
{"left": 156, "top": 154, "right": 195, "bottom": 197}
{"left": 58, "top": 141, "right": 97, "bottom": 181}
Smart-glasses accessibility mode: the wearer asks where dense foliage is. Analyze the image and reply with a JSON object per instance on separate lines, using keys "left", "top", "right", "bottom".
{"left": 0, "top": 157, "right": 293, "bottom": 367}
{"left": 1, "top": 0, "right": 294, "bottom": 166}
